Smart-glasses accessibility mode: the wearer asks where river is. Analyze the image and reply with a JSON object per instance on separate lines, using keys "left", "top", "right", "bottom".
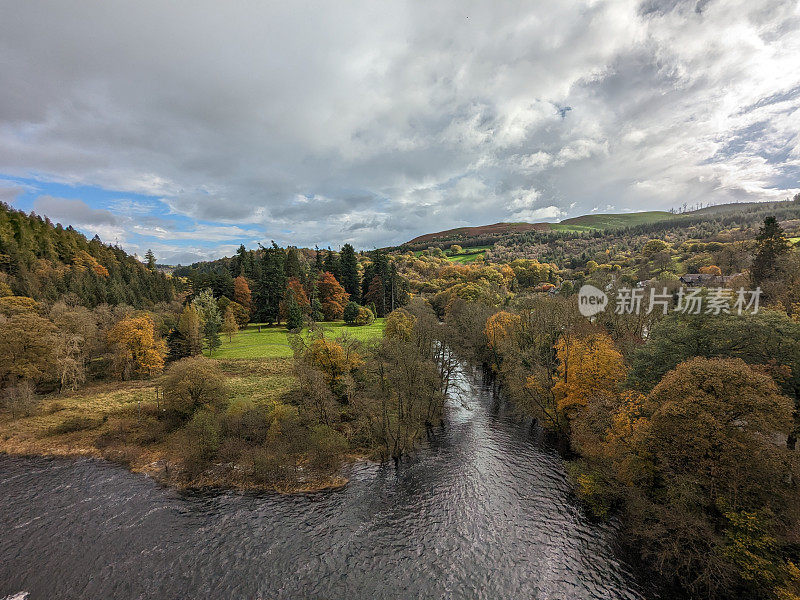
{"left": 0, "top": 366, "right": 645, "bottom": 599}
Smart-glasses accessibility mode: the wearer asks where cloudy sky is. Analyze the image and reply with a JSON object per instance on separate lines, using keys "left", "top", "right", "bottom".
{"left": 1, "top": 0, "right": 799, "bottom": 264}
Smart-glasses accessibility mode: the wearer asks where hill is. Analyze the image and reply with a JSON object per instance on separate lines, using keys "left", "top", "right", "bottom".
{"left": 406, "top": 222, "right": 550, "bottom": 245}
{"left": 0, "top": 202, "right": 174, "bottom": 308}
{"left": 401, "top": 201, "right": 800, "bottom": 249}
{"left": 553, "top": 210, "right": 676, "bottom": 231}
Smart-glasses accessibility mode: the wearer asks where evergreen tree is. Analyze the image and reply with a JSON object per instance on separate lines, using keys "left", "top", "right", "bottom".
{"left": 323, "top": 247, "right": 340, "bottom": 280}
{"left": 286, "top": 295, "right": 303, "bottom": 331}
{"left": 145, "top": 249, "right": 156, "bottom": 271}
{"left": 255, "top": 242, "right": 287, "bottom": 325}
{"left": 285, "top": 246, "right": 301, "bottom": 279}
{"left": 192, "top": 289, "right": 222, "bottom": 355}
{"left": 339, "top": 243, "right": 360, "bottom": 303}
{"left": 314, "top": 245, "right": 323, "bottom": 272}
{"left": 752, "top": 216, "right": 790, "bottom": 285}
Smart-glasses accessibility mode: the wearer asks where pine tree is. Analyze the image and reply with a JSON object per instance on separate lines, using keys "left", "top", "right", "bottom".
{"left": 285, "top": 246, "right": 301, "bottom": 279}
{"left": 323, "top": 247, "right": 340, "bottom": 280}
{"left": 145, "top": 249, "right": 156, "bottom": 271}
{"left": 752, "top": 216, "right": 790, "bottom": 285}
{"left": 339, "top": 243, "right": 360, "bottom": 303}
{"left": 286, "top": 295, "right": 303, "bottom": 331}
{"left": 255, "top": 242, "right": 286, "bottom": 325}
{"left": 314, "top": 245, "right": 323, "bottom": 272}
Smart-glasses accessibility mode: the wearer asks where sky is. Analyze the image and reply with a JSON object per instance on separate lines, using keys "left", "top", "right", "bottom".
{"left": 1, "top": 0, "right": 799, "bottom": 264}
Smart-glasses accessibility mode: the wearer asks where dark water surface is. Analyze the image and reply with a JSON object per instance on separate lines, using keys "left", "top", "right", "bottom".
{"left": 0, "top": 367, "right": 644, "bottom": 600}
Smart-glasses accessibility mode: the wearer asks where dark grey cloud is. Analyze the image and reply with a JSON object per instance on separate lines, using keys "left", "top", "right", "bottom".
{"left": 1, "top": 0, "right": 798, "bottom": 252}
{"left": 33, "top": 197, "right": 119, "bottom": 227}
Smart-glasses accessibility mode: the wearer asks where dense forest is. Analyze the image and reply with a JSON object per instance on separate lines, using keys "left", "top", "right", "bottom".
{"left": 0, "top": 202, "right": 174, "bottom": 307}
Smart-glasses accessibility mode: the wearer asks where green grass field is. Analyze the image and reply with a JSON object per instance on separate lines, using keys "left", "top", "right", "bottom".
{"left": 446, "top": 245, "right": 491, "bottom": 263}
{"left": 211, "top": 319, "right": 386, "bottom": 359}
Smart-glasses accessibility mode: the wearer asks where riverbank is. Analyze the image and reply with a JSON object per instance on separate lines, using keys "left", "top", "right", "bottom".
{"left": 0, "top": 357, "right": 353, "bottom": 493}
{"left": 0, "top": 365, "right": 645, "bottom": 600}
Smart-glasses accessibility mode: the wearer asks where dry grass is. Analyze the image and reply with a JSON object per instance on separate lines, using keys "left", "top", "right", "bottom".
{"left": 0, "top": 357, "right": 298, "bottom": 465}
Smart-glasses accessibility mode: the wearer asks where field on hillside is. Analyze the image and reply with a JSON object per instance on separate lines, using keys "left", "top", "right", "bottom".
{"left": 212, "top": 319, "right": 386, "bottom": 359}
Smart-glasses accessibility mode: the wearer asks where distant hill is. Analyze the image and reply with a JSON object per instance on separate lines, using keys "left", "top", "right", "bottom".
{"left": 406, "top": 222, "right": 550, "bottom": 245}
{"left": 553, "top": 211, "right": 676, "bottom": 231}
{"left": 401, "top": 201, "right": 800, "bottom": 248}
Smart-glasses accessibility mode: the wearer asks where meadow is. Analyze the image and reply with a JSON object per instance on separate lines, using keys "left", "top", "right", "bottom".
{"left": 211, "top": 319, "right": 386, "bottom": 359}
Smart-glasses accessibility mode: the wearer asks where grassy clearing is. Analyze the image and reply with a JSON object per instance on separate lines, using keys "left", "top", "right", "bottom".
{"left": 212, "top": 319, "right": 385, "bottom": 359}
{"left": 0, "top": 358, "right": 298, "bottom": 459}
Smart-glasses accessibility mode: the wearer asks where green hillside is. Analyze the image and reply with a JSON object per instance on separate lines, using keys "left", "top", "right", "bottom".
{"left": 553, "top": 211, "right": 677, "bottom": 231}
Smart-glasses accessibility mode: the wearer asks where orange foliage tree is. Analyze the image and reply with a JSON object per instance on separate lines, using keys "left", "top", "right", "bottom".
{"left": 317, "top": 271, "right": 349, "bottom": 321}
{"left": 233, "top": 275, "right": 252, "bottom": 311}
{"left": 107, "top": 315, "right": 167, "bottom": 379}
{"left": 72, "top": 250, "right": 109, "bottom": 277}
{"left": 699, "top": 265, "right": 722, "bottom": 276}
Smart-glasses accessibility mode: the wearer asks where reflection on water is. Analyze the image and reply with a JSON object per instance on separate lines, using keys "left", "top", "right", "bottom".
{"left": 0, "top": 366, "right": 644, "bottom": 599}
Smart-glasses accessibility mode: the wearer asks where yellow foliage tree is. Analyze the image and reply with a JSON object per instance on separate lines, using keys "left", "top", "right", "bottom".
{"left": 484, "top": 311, "right": 521, "bottom": 349}
{"left": 553, "top": 332, "right": 625, "bottom": 415}
{"left": 308, "top": 338, "right": 362, "bottom": 389}
{"left": 107, "top": 315, "right": 167, "bottom": 379}
{"left": 384, "top": 309, "right": 416, "bottom": 342}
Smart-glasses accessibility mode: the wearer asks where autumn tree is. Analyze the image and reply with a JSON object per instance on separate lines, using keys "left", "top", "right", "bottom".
{"left": 553, "top": 331, "right": 625, "bottom": 417}
{"left": 317, "top": 271, "right": 349, "bottom": 321}
{"left": 162, "top": 356, "right": 228, "bottom": 420}
{"left": 222, "top": 306, "right": 238, "bottom": 342}
{"left": 107, "top": 315, "right": 167, "bottom": 379}
{"left": 615, "top": 357, "right": 797, "bottom": 599}
{"left": 49, "top": 302, "right": 98, "bottom": 391}
{"left": 233, "top": 275, "right": 252, "bottom": 311}
{"left": 305, "top": 337, "right": 362, "bottom": 398}
{"left": 484, "top": 311, "right": 521, "bottom": 349}
{"left": 0, "top": 311, "right": 57, "bottom": 387}
{"left": 384, "top": 308, "right": 416, "bottom": 341}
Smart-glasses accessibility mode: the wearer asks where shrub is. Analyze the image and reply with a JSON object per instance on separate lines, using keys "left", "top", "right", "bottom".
{"left": 354, "top": 306, "right": 374, "bottom": 326}
{"left": 343, "top": 301, "right": 360, "bottom": 325}
{"left": 162, "top": 356, "right": 228, "bottom": 420}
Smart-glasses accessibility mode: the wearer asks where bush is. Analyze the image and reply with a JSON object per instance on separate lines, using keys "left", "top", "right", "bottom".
{"left": 343, "top": 301, "right": 360, "bottom": 325}
{"left": 162, "top": 356, "right": 228, "bottom": 420}
{"left": 354, "top": 306, "right": 374, "bottom": 326}
{"left": 307, "top": 424, "right": 348, "bottom": 472}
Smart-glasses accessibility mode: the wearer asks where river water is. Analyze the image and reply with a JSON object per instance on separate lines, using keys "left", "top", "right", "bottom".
{"left": 0, "top": 367, "right": 645, "bottom": 600}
